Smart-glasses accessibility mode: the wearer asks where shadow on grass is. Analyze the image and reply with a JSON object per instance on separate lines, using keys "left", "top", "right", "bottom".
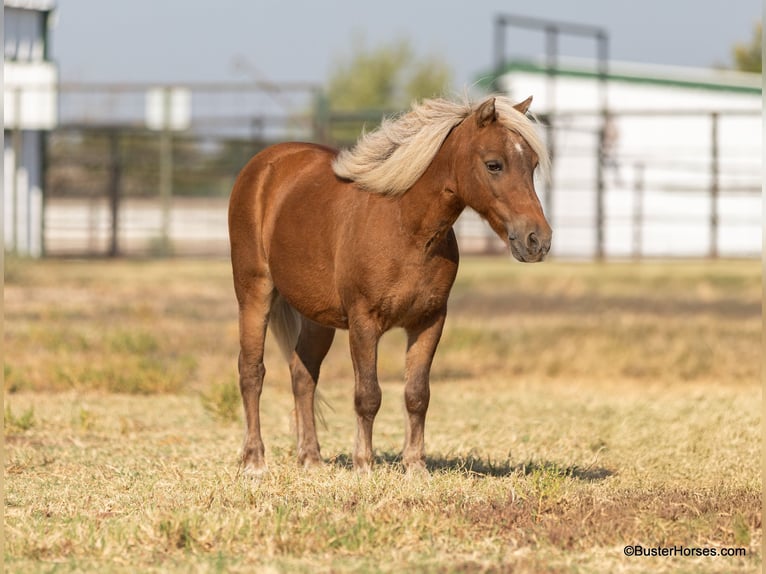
{"left": 329, "top": 452, "right": 614, "bottom": 482}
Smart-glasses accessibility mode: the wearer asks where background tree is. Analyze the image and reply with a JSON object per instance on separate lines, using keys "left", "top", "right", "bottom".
{"left": 732, "top": 21, "right": 762, "bottom": 73}
{"left": 325, "top": 36, "right": 452, "bottom": 144}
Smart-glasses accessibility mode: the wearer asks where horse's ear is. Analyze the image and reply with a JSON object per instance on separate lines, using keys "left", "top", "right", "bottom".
{"left": 476, "top": 97, "right": 497, "bottom": 127}
{"left": 513, "top": 96, "right": 533, "bottom": 115}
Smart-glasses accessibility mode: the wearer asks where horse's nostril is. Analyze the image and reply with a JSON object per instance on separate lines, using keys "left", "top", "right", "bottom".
{"left": 527, "top": 232, "right": 539, "bottom": 252}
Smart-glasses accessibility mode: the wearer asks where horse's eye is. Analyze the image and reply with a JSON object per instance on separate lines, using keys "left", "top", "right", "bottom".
{"left": 485, "top": 161, "right": 503, "bottom": 173}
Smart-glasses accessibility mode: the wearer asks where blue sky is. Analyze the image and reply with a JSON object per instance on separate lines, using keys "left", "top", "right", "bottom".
{"left": 51, "top": 0, "right": 761, "bottom": 88}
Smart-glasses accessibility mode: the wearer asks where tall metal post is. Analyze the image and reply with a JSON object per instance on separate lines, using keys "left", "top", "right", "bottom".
{"left": 159, "top": 88, "right": 173, "bottom": 255}
{"left": 544, "top": 26, "right": 558, "bottom": 224}
{"left": 11, "top": 88, "right": 23, "bottom": 255}
{"left": 632, "top": 163, "right": 645, "bottom": 260}
{"left": 595, "top": 31, "right": 609, "bottom": 261}
{"left": 313, "top": 91, "right": 330, "bottom": 145}
{"left": 492, "top": 17, "right": 506, "bottom": 91}
{"left": 108, "top": 130, "right": 121, "bottom": 257}
{"left": 709, "top": 112, "right": 719, "bottom": 259}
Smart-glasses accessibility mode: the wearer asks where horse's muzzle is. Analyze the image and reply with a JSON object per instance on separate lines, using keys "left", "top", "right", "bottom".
{"left": 508, "top": 229, "right": 551, "bottom": 263}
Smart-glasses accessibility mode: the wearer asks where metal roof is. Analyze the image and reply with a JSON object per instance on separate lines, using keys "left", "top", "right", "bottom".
{"left": 484, "top": 58, "right": 762, "bottom": 95}
{"left": 4, "top": 0, "right": 56, "bottom": 11}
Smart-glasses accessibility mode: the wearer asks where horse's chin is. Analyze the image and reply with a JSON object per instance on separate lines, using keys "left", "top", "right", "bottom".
{"left": 509, "top": 240, "right": 546, "bottom": 263}
{"left": 509, "top": 241, "right": 524, "bottom": 262}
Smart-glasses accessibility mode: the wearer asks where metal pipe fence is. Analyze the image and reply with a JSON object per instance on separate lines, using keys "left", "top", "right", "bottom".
{"left": 26, "top": 82, "right": 761, "bottom": 259}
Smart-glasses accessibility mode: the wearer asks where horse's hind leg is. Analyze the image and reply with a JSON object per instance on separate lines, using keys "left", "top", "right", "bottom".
{"left": 235, "top": 275, "right": 275, "bottom": 477}
{"left": 290, "top": 319, "right": 335, "bottom": 467}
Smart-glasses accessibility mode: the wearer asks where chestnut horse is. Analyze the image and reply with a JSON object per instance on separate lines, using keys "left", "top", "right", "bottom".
{"left": 228, "top": 95, "right": 551, "bottom": 476}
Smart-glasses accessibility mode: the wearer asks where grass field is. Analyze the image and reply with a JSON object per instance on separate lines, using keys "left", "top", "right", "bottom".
{"left": 4, "top": 256, "right": 762, "bottom": 573}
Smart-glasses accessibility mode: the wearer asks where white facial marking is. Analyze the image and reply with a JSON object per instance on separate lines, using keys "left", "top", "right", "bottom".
{"left": 514, "top": 142, "right": 524, "bottom": 155}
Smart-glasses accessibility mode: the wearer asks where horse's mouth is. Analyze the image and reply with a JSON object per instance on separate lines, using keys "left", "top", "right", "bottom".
{"left": 509, "top": 238, "right": 548, "bottom": 263}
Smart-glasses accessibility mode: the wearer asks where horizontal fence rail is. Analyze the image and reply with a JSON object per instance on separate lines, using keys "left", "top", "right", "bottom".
{"left": 4, "top": 82, "right": 759, "bottom": 259}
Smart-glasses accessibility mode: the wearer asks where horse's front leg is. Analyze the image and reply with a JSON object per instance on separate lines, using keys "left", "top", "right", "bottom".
{"left": 403, "top": 312, "right": 446, "bottom": 473}
{"left": 348, "top": 317, "right": 382, "bottom": 473}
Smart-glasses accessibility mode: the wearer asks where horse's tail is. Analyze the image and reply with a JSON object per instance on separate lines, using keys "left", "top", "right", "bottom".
{"left": 269, "top": 294, "right": 331, "bottom": 428}
{"left": 269, "top": 293, "right": 302, "bottom": 362}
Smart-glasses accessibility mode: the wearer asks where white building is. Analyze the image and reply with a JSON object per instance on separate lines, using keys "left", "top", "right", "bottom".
{"left": 492, "top": 59, "right": 761, "bottom": 259}
{"left": 4, "top": 0, "right": 58, "bottom": 257}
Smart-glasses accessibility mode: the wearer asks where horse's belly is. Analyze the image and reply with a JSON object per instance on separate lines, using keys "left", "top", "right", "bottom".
{"left": 269, "top": 262, "right": 348, "bottom": 329}
{"left": 266, "top": 187, "right": 349, "bottom": 329}
{"left": 291, "top": 295, "right": 348, "bottom": 330}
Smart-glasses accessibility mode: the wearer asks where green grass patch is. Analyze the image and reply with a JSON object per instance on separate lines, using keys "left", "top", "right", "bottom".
{"left": 5, "top": 403, "right": 35, "bottom": 434}
{"left": 201, "top": 378, "right": 242, "bottom": 423}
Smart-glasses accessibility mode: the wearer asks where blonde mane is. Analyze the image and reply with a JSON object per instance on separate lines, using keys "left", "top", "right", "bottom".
{"left": 331, "top": 95, "right": 550, "bottom": 196}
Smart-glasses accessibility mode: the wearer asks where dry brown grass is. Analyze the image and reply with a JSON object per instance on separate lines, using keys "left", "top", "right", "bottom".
{"left": 4, "top": 256, "right": 762, "bottom": 572}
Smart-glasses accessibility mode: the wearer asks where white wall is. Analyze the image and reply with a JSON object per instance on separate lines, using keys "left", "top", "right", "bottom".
{"left": 3, "top": 4, "right": 56, "bottom": 256}
{"left": 499, "top": 66, "right": 761, "bottom": 259}
{"left": 4, "top": 131, "right": 44, "bottom": 257}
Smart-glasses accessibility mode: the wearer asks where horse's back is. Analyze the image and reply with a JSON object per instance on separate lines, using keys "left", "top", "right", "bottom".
{"left": 230, "top": 142, "right": 337, "bottom": 213}
{"left": 229, "top": 142, "right": 338, "bottom": 259}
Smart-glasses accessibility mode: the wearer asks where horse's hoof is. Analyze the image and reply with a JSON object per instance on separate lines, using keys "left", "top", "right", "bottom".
{"left": 301, "top": 455, "right": 324, "bottom": 470}
{"left": 353, "top": 461, "right": 373, "bottom": 475}
{"left": 242, "top": 463, "right": 268, "bottom": 480}
{"left": 405, "top": 460, "right": 429, "bottom": 479}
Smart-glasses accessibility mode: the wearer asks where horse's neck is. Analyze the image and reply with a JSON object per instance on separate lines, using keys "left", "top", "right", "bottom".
{"left": 397, "top": 133, "right": 465, "bottom": 249}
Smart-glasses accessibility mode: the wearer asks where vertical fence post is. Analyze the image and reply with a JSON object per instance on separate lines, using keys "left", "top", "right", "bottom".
{"left": 313, "top": 91, "right": 330, "bottom": 145}
{"left": 159, "top": 88, "right": 173, "bottom": 255}
{"left": 544, "top": 26, "right": 557, "bottom": 225}
{"left": 595, "top": 125, "right": 606, "bottom": 261}
{"left": 632, "top": 162, "right": 644, "bottom": 260}
{"left": 40, "top": 128, "right": 49, "bottom": 257}
{"left": 709, "top": 112, "right": 719, "bottom": 259}
{"left": 108, "top": 130, "right": 121, "bottom": 257}
{"left": 492, "top": 16, "right": 506, "bottom": 91}
{"left": 11, "top": 88, "right": 23, "bottom": 255}
{"left": 595, "top": 31, "right": 609, "bottom": 262}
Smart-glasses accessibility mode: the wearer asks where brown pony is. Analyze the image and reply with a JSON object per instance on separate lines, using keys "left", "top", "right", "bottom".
{"left": 228, "top": 95, "right": 551, "bottom": 476}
